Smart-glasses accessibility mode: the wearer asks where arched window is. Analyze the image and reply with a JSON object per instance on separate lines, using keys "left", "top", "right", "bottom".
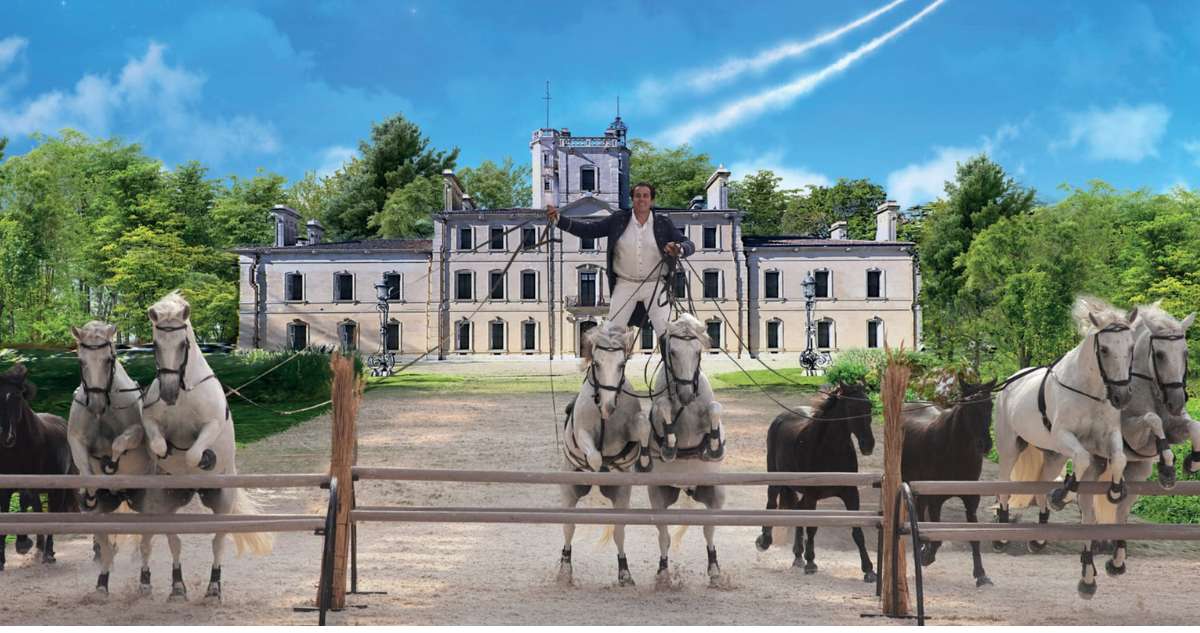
{"left": 338, "top": 320, "right": 358, "bottom": 352}
{"left": 489, "top": 318, "right": 506, "bottom": 352}
{"left": 287, "top": 320, "right": 308, "bottom": 351}
{"left": 455, "top": 319, "right": 472, "bottom": 353}
{"left": 706, "top": 319, "right": 722, "bottom": 351}
{"left": 867, "top": 318, "right": 884, "bottom": 349}
{"left": 817, "top": 318, "right": 835, "bottom": 350}
{"left": 385, "top": 319, "right": 401, "bottom": 352}
{"left": 866, "top": 268, "right": 884, "bottom": 299}
{"left": 766, "top": 319, "right": 783, "bottom": 351}
{"left": 522, "top": 319, "right": 538, "bottom": 353}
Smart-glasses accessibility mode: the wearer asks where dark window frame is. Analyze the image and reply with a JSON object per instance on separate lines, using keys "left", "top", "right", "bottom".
{"left": 489, "top": 226, "right": 505, "bottom": 251}
{"left": 456, "top": 320, "right": 472, "bottom": 352}
{"left": 703, "top": 270, "right": 721, "bottom": 299}
{"left": 455, "top": 271, "right": 474, "bottom": 301}
{"left": 385, "top": 321, "right": 401, "bottom": 352}
{"left": 489, "top": 270, "right": 505, "bottom": 301}
{"left": 703, "top": 225, "right": 718, "bottom": 250}
{"left": 764, "top": 270, "right": 780, "bottom": 300}
{"left": 522, "top": 320, "right": 537, "bottom": 352}
{"left": 814, "top": 269, "right": 830, "bottom": 299}
{"left": 580, "top": 165, "right": 597, "bottom": 192}
{"left": 766, "top": 320, "right": 781, "bottom": 350}
{"left": 868, "top": 319, "right": 882, "bottom": 349}
{"left": 333, "top": 272, "right": 354, "bottom": 303}
{"left": 817, "top": 320, "right": 833, "bottom": 349}
{"left": 489, "top": 320, "right": 506, "bottom": 352}
{"left": 287, "top": 321, "right": 308, "bottom": 351}
{"left": 521, "top": 270, "right": 537, "bottom": 301}
{"left": 284, "top": 272, "right": 305, "bottom": 302}
{"left": 338, "top": 320, "right": 358, "bottom": 351}
{"left": 458, "top": 226, "right": 473, "bottom": 251}
{"left": 383, "top": 272, "right": 403, "bottom": 301}
{"left": 706, "top": 320, "right": 722, "bottom": 350}
{"left": 867, "top": 269, "right": 883, "bottom": 299}
{"left": 522, "top": 226, "right": 537, "bottom": 250}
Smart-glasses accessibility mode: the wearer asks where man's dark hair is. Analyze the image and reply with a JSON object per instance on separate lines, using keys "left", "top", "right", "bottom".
{"left": 631, "top": 181, "right": 656, "bottom": 200}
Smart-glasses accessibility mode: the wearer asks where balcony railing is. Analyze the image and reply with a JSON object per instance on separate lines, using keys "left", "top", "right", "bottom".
{"left": 565, "top": 295, "right": 609, "bottom": 308}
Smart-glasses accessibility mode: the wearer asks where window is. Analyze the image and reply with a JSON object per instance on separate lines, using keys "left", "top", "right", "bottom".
{"left": 867, "top": 269, "right": 882, "bottom": 299}
{"left": 456, "top": 320, "right": 471, "bottom": 352}
{"left": 284, "top": 273, "right": 304, "bottom": 302}
{"left": 490, "top": 320, "right": 505, "bottom": 352}
{"left": 489, "top": 271, "right": 505, "bottom": 300}
{"left": 383, "top": 273, "right": 402, "bottom": 301}
{"left": 385, "top": 321, "right": 400, "bottom": 352}
{"left": 458, "top": 226, "right": 473, "bottom": 251}
{"left": 522, "top": 321, "right": 537, "bottom": 352}
{"left": 287, "top": 321, "right": 307, "bottom": 351}
{"left": 334, "top": 272, "right": 354, "bottom": 302}
{"left": 641, "top": 323, "right": 655, "bottom": 351}
{"left": 868, "top": 319, "right": 882, "bottom": 349}
{"left": 521, "top": 270, "right": 537, "bottom": 300}
{"left": 580, "top": 235, "right": 595, "bottom": 251}
{"left": 543, "top": 179, "right": 551, "bottom": 192}
{"left": 338, "top": 321, "right": 357, "bottom": 351}
{"left": 817, "top": 320, "right": 832, "bottom": 349}
{"left": 814, "top": 269, "right": 830, "bottom": 298}
{"left": 542, "top": 152, "right": 549, "bottom": 167}
{"left": 578, "top": 271, "right": 597, "bottom": 306}
{"left": 522, "top": 227, "right": 537, "bottom": 250}
{"left": 455, "top": 271, "right": 473, "bottom": 301}
{"left": 706, "top": 320, "right": 722, "bottom": 350}
{"left": 489, "top": 226, "right": 505, "bottom": 251}
{"left": 767, "top": 320, "right": 781, "bottom": 350}
{"left": 674, "top": 271, "right": 688, "bottom": 299}
{"left": 703, "top": 270, "right": 720, "bottom": 299}
{"left": 703, "top": 226, "right": 718, "bottom": 250}
{"left": 580, "top": 166, "right": 596, "bottom": 192}
{"left": 764, "top": 270, "right": 780, "bottom": 299}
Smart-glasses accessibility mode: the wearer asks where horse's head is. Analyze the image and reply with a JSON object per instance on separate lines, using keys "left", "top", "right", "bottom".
{"left": 826, "top": 381, "right": 874, "bottom": 456}
{"left": 583, "top": 321, "right": 636, "bottom": 420}
{"left": 1076, "top": 296, "right": 1138, "bottom": 408}
{"left": 958, "top": 379, "right": 997, "bottom": 455}
{"left": 1134, "top": 303, "right": 1194, "bottom": 416}
{"left": 661, "top": 314, "right": 708, "bottom": 406}
{"left": 0, "top": 364, "right": 36, "bottom": 449}
{"left": 148, "top": 291, "right": 194, "bottom": 406}
{"left": 71, "top": 321, "right": 119, "bottom": 416}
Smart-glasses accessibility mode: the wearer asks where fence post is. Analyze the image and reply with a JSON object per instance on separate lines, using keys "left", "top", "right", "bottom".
{"left": 880, "top": 344, "right": 911, "bottom": 617}
{"left": 322, "top": 352, "right": 360, "bottom": 611}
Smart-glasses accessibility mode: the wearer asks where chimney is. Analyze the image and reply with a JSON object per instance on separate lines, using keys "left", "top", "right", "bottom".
{"left": 830, "top": 220, "right": 848, "bottom": 241}
{"left": 306, "top": 219, "right": 325, "bottom": 245}
{"left": 705, "top": 165, "right": 731, "bottom": 210}
{"left": 269, "top": 205, "right": 302, "bottom": 247}
{"left": 875, "top": 200, "right": 900, "bottom": 242}
{"left": 442, "top": 169, "right": 466, "bottom": 212}
{"left": 462, "top": 194, "right": 476, "bottom": 212}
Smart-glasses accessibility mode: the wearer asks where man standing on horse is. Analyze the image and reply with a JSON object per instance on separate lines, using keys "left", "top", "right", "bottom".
{"left": 546, "top": 182, "right": 693, "bottom": 335}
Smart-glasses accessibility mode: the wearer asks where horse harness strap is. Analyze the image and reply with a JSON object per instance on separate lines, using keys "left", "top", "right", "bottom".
{"left": 1132, "top": 332, "right": 1189, "bottom": 406}
{"left": 1035, "top": 323, "right": 1135, "bottom": 431}
{"left": 560, "top": 399, "right": 639, "bottom": 472}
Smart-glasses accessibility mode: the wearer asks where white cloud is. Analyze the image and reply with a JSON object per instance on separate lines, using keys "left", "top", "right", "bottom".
{"left": 656, "top": 0, "right": 945, "bottom": 146}
{"left": 316, "top": 145, "right": 356, "bottom": 178}
{"left": 637, "top": 0, "right": 906, "bottom": 105}
{"left": 0, "top": 40, "right": 278, "bottom": 162}
{"left": 1053, "top": 103, "right": 1170, "bottom": 162}
{"left": 1182, "top": 139, "right": 1200, "bottom": 167}
{"left": 729, "top": 151, "right": 831, "bottom": 191}
{"left": 0, "top": 36, "right": 27, "bottom": 71}
{"left": 885, "top": 123, "right": 1020, "bottom": 209}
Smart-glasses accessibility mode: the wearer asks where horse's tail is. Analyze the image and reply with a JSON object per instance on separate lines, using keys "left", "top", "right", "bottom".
{"left": 228, "top": 489, "right": 274, "bottom": 556}
{"left": 597, "top": 525, "right": 613, "bottom": 546}
{"left": 1092, "top": 463, "right": 1119, "bottom": 524}
{"left": 1007, "top": 444, "right": 1047, "bottom": 509}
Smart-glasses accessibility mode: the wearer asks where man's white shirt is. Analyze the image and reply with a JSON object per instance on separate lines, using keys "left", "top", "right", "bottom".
{"left": 614, "top": 213, "right": 660, "bottom": 282}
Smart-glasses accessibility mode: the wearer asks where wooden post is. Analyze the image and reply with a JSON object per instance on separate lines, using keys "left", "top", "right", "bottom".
{"left": 880, "top": 344, "right": 912, "bottom": 617}
{"left": 322, "top": 352, "right": 360, "bottom": 610}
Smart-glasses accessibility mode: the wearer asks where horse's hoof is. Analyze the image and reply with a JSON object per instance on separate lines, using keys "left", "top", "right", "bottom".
{"left": 204, "top": 582, "right": 221, "bottom": 603}
{"left": 617, "top": 572, "right": 635, "bottom": 587}
{"left": 703, "top": 440, "right": 724, "bottom": 461}
{"left": 82, "top": 493, "right": 98, "bottom": 511}
{"left": 655, "top": 570, "right": 673, "bottom": 590}
{"left": 1049, "top": 488, "right": 1069, "bottom": 511}
{"left": 198, "top": 449, "right": 217, "bottom": 471}
{"left": 635, "top": 455, "right": 653, "bottom": 473}
{"left": 15, "top": 537, "right": 33, "bottom": 555}
{"left": 1158, "top": 463, "right": 1177, "bottom": 489}
{"left": 864, "top": 570, "right": 878, "bottom": 584}
{"left": 920, "top": 547, "right": 936, "bottom": 567}
{"left": 1106, "top": 481, "right": 1127, "bottom": 504}
{"left": 556, "top": 563, "right": 573, "bottom": 587}
{"left": 1105, "top": 560, "right": 1126, "bottom": 577}
{"left": 101, "top": 456, "right": 118, "bottom": 475}
{"left": 755, "top": 534, "right": 772, "bottom": 551}
{"left": 976, "top": 575, "right": 993, "bottom": 588}
{"left": 661, "top": 445, "right": 677, "bottom": 462}
{"left": 707, "top": 569, "right": 722, "bottom": 587}
{"left": 84, "top": 588, "right": 110, "bottom": 604}
{"left": 991, "top": 540, "right": 1008, "bottom": 553}
{"left": 1077, "top": 580, "right": 1097, "bottom": 599}
{"left": 169, "top": 585, "right": 188, "bottom": 602}
{"left": 804, "top": 562, "right": 818, "bottom": 575}
{"left": 150, "top": 437, "right": 168, "bottom": 460}
{"left": 792, "top": 557, "right": 804, "bottom": 569}
{"left": 41, "top": 551, "right": 56, "bottom": 564}
{"left": 1027, "top": 540, "right": 1047, "bottom": 554}
{"left": 1184, "top": 451, "right": 1200, "bottom": 474}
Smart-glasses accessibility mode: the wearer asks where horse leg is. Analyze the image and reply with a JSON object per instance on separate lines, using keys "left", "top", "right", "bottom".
{"left": 1031, "top": 452, "right": 1067, "bottom": 552}
{"left": 0, "top": 489, "right": 9, "bottom": 571}
{"left": 964, "top": 495, "right": 992, "bottom": 587}
{"left": 602, "top": 485, "right": 635, "bottom": 587}
{"left": 921, "top": 500, "right": 943, "bottom": 567}
{"left": 1183, "top": 418, "right": 1200, "bottom": 474}
{"left": 168, "top": 533, "right": 187, "bottom": 601}
{"left": 138, "top": 535, "right": 155, "bottom": 595}
{"left": 756, "top": 485, "right": 781, "bottom": 551}
{"left": 91, "top": 534, "right": 116, "bottom": 600}
{"left": 1078, "top": 542, "right": 1098, "bottom": 599}
{"left": 1106, "top": 460, "right": 1150, "bottom": 576}
{"left": 1135, "top": 412, "right": 1175, "bottom": 487}
{"left": 558, "top": 484, "right": 586, "bottom": 586}
{"left": 992, "top": 415, "right": 1023, "bottom": 552}
{"left": 787, "top": 490, "right": 805, "bottom": 567}
{"left": 702, "top": 400, "right": 725, "bottom": 461}
{"left": 649, "top": 485, "right": 680, "bottom": 587}
{"left": 41, "top": 490, "right": 63, "bottom": 564}
{"left": 797, "top": 494, "right": 819, "bottom": 574}
{"left": 199, "top": 488, "right": 239, "bottom": 603}
{"left": 15, "top": 490, "right": 35, "bottom": 556}
{"left": 1104, "top": 429, "right": 1129, "bottom": 504}
{"left": 838, "top": 488, "right": 875, "bottom": 583}
{"left": 694, "top": 485, "right": 725, "bottom": 585}
{"left": 1049, "top": 430, "right": 1094, "bottom": 506}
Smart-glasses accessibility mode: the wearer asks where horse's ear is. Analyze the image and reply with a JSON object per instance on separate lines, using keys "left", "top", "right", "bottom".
{"left": 4, "top": 363, "right": 27, "bottom": 382}
{"left": 70, "top": 325, "right": 82, "bottom": 342}
{"left": 147, "top": 307, "right": 159, "bottom": 323}
{"left": 21, "top": 378, "right": 36, "bottom": 402}
{"left": 1182, "top": 312, "right": 1195, "bottom": 331}
{"left": 1126, "top": 306, "right": 1138, "bottom": 324}
{"left": 624, "top": 328, "right": 639, "bottom": 354}
{"left": 181, "top": 304, "right": 190, "bottom": 322}
{"left": 105, "top": 323, "right": 118, "bottom": 340}
{"left": 1088, "top": 312, "right": 1101, "bottom": 328}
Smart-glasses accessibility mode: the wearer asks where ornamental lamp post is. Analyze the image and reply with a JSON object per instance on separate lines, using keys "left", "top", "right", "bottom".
{"left": 367, "top": 279, "right": 397, "bottom": 376}
{"left": 798, "top": 270, "right": 830, "bottom": 375}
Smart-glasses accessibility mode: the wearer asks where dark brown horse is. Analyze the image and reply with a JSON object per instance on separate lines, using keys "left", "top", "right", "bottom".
{"left": 0, "top": 364, "right": 79, "bottom": 570}
{"left": 754, "top": 383, "right": 877, "bottom": 582}
{"left": 901, "top": 379, "right": 996, "bottom": 587}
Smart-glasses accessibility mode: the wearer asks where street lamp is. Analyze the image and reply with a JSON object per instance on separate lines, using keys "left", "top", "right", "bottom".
{"left": 798, "top": 271, "right": 831, "bottom": 375}
{"left": 367, "top": 279, "right": 397, "bottom": 376}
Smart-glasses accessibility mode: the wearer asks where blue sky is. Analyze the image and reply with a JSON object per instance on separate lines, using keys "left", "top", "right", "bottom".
{"left": 1, "top": 0, "right": 1197, "bottom": 208}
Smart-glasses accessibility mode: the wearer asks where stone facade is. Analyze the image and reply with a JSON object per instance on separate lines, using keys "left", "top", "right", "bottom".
{"left": 234, "top": 120, "right": 920, "bottom": 359}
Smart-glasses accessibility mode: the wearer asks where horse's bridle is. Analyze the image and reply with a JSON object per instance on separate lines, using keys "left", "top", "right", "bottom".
{"left": 1053, "top": 322, "right": 1134, "bottom": 403}
{"left": 151, "top": 323, "right": 216, "bottom": 397}
{"left": 1132, "top": 332, "right": 1188, "bottom": 407}
{"left": 660, "top": 333, "right": 701, "bottom": 405}
{"left": 75, "top": 341, "right": 142, "bottom": 413}
{"left": 587, "top": 344, "right": 628, "bottom": 414}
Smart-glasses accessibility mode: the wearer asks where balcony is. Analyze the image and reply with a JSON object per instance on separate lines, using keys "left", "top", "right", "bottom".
{"left": 565, "top": 295, "right": 609, "bottom": 315}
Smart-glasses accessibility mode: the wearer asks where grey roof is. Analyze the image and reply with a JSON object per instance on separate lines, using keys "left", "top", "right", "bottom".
{"left": 742, "top": 235, "right": 915, "bottom": 248}
{"left": 232, "top": 238, "right": 433, "bottom": 255}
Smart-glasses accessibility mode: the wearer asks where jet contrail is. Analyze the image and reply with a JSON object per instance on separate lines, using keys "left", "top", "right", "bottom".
{"left": 657, "top": 0, "right": 946, "bottom": 146}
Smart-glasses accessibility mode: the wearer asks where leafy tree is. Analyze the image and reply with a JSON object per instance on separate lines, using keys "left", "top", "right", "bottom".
{"left": 781, "top": 178, "right": 887, "bottom": 239}
{"left": 180, "top": 273, "right": 239, "bottom": 342}
{"left": 286, "top": 170, "right": 342, "bottom": 232}
{"left": 323, "top": 114, "right": 458, "bottom": 240}
{"left": 457, "top": 157, "right": 531, "bottom": 209}
{"left": 210, "top": 171, "right": 288, "bottom": 249}
{"left": 368, "top": 175, "right": 439, "bottom": 238}
{"left": 729, "top": 170, "right": 789, "bottom": 235}
{"left": 167, "top": 161, "right": 218, "bottom": 247}
{"left": 628, "top": 138, "right": 714, "bottom": 209}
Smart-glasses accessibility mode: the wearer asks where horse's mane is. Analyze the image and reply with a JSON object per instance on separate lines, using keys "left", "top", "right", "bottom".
{"left": 807, "top": 384, "right": 865, "bottom": 420}
{"left": 1135, "top": 301, "right": 1186, "bottom": 336}
{"left": 667, "top": 313, "right": 711, "bottom": 347}
{"left": 149, "top": 290, "right": 191, "bottom": 322}
{"left": 581, "top": 321, "right": 630, "bottom": 369}
{"left": 1071, "top": 294, "right": 1129, "bottom": 335}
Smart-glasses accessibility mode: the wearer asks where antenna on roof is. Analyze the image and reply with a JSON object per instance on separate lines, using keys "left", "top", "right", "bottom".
{"left": 543, "top": 80, "right": 551, "bottom": 129}
{"left": 616, "top": 95, "right": 620, "bottom": 118}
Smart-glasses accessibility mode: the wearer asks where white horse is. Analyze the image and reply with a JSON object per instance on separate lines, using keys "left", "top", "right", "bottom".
{"left": 1076, "top": 303, "right": 1195, "bottom": 580}
{"left": 67, "top": 321, "right": 193, "bottom": 599}
{"left": 646, "top": 314, "right": 726, "bottom": 587}
{"left": 558, "top": 321, "right": 650, "bottom": 587}
{"left": 140, "top": 292, "right": 273, "bottom": 602}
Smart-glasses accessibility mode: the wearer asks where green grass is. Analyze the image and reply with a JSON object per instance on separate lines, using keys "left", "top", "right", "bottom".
{"left": 709, "top": 367, "right": 828, "bottom": 390}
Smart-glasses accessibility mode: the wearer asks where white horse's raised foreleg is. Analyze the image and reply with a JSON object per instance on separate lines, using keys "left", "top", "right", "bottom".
{"left": 142, "top": 411, "right": 169, "bottom": 459}
{"left": 187, "top": 418, "right": 224, "bottom": 471}
{"left": 1183, "top": 416, "right": 1200, "bottom": 474}
{"left": 1105, "top": 429, "right": 1129, "bottom": 502}
{"left": 66, "top": 424, "right": 98, "bottom": 504}
{"left": 1050, "top": 429, "right": 1100, "bottom": 501}
{"left": 111, "top": 423, "right": 145, "bottom": 464}
{"left": 652, "top": 400, "right": 677, "bottom": 460}
{"left": 704, "top": 401, "right": 725, "bottom": 460}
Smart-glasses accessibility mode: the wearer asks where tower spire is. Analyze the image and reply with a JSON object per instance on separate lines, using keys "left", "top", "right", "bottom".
{"left": 543, "top": 80, "right": 551, "bottom": 129}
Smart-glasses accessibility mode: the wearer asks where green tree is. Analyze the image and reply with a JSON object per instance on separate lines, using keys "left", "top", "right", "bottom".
{"left": 458, "top": 157, "right": 531, "bottom": 209}
{"left": 729, "top": 170, "right": 789, "bottom": 235}
{"left": 628, "top": 138, "right": 714, "bottom": 209}
{"left": 368, "top": 175, "right": 439, "bottom": 238}
{"left": 780, "top": 178, "right": 887, "bottom": 239}
{"left": 167, "top": 161, "right": 218, "bottom": 247}
{"left": 323, "top": 114, "right": 458, "bottom": 240}
{"left": 210, "top": 171, "right": 288, "bottom": 249}
{"left": 286, "top": 170, "right": 342, "bottom": 232}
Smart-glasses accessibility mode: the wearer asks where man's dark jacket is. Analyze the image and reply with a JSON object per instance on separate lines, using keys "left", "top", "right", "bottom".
{"left": 555, "top": 208, "right": 695, "bottom": 293}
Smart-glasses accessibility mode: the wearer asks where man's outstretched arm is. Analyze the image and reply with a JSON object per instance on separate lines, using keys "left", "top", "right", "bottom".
{"left": 547, "top": 205, "right": 610, "bottom": 239}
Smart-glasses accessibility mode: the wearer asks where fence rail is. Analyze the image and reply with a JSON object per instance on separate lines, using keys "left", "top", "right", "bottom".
{"left": 0, "top": 473, "right": 330, "bottom": 490}
{"left": 909, "top": 480, "right": 1200, "bottom": 496}
{"left": 352, "top": 467, "right": 880, "bottom": 487}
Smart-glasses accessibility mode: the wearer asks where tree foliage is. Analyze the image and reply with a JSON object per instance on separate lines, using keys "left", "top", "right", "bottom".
{"left": 628, "top": 139, "right": 714, "bottom": 209}
{"left": 781, "top": 178, "right": 887, "bottom": 239}
{"left": 458, "top": 157, "right": 531, "bottom": 209}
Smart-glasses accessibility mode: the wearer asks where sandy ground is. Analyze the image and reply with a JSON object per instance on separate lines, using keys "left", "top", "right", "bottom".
{"left": 3, "top": 358, "right": 1199, "bottom": 625}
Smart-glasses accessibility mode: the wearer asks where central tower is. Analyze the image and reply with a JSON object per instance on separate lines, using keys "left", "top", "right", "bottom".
{"left": 530, "top": 116, "right": 631, "bottom": 210}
